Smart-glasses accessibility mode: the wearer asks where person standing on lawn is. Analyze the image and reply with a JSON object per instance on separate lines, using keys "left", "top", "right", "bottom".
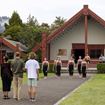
{"left": 56, "top": 57, "right": 62, "bottom": 77}
{"left": 25, "top": 52, "right": 40, "bottom": 102}
{"left": 1, "top": 56, "right": 13, "bottom": 99}
{"left": 42, "top": 57, "right": 49, "bottom": 79}
{"left": 77, "top": 56, "right": 82, "bottom": 77}
{"left": 67, "top": 56, "right": 75, "bottom": 76}
{"left": 81, "top": 58, "right": 87, "bottom": 78}
{"left": 11, "top": 52, "right": 24, "bottom": 100}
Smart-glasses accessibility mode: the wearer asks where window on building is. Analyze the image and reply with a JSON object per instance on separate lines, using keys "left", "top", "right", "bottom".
{"left": 90, "top": 49, "right": 102, "bottom": 58}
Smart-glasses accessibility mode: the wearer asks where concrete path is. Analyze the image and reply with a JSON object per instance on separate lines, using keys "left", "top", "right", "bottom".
{"left": 0, "top": 74, "right": 92, "bottom": 105}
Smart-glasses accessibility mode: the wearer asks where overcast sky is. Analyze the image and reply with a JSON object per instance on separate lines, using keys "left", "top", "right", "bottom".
{"left": 0, "top": 0, "right": 105, "bottom": 24}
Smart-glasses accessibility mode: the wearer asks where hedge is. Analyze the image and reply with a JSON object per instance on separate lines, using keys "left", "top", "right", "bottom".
{"left": 97, "top": 63, "right": 105, "bottom": 73}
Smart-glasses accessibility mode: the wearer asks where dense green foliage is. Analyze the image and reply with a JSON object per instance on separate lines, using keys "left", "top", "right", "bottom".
{"left": 97, "top": 63, "right": 105, "bottom": 73}
{"left": 50, "top": 16, "right": 66, "bottom": 31}
{"left": 1, "top": 11, "right": 66, "bottom": 60}
{"left": 3, "top": 11, "right": 23, "bottom": 40}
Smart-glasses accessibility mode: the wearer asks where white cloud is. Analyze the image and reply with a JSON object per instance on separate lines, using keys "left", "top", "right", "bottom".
{"left": 0, "top": 0, "right": 105, "bottom": 24}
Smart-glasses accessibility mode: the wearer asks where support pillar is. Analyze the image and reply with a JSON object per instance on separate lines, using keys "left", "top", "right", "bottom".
{"left": 85, "top": 15, "right": 88, "bottom": 55}
{"left": 83, "top": 5, "right": 89, "bottom": 55}
{"left": 16, "top": 44, "right": 20, "bottom": 52}
{"left": 42, "top": 32, "right": 47, "bottom": 62}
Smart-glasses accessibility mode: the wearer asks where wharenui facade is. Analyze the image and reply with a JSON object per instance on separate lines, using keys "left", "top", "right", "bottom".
{"left": 33, "top": 5, "right": 105, "bottom": 64}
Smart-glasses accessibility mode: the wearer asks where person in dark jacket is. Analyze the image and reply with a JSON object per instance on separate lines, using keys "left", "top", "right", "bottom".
{"left": 11, "top": 52, "right": 24, "bottom": 100}
{"left": 1, "top": 56, "right": 13, "bottom": 99}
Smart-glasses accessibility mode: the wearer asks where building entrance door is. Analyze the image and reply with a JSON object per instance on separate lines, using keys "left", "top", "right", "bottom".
{"left": 74, "top": 49, "right": 85, "bottom": 63}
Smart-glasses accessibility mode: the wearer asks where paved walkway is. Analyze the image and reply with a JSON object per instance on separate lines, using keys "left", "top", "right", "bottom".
{"left": 0, "top": 74, "right": 92, "bottom": 105}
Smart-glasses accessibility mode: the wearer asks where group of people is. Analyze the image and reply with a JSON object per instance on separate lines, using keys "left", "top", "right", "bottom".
{"left": 53, "top": 54, "right": 90, "bottom": 78}
{"left": 1, "top": 51, "right": 40, "bottom": 102}
{"left": 0, "top": 52, "right": 90, "bottom": 101}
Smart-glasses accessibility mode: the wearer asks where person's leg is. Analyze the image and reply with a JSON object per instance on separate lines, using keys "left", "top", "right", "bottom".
{"left": 6, "top": 78, "right": 12, "bottom": 99}
{"left": 17, "top": 77, "right": 22, "bottom": 100}
{"left": 3, "top": 91, "right": 7, "bottom": 99}
{"left": 82, "top": 67, "right": 86, "bottom": 78}
{"left": 28, "top": 86, "right": 32, "bottom": 99}
{"left": 28, "top": 79, "right": 32, "bottom": 99}
{"left": 13, "top": 77, "right": 18, "bottom": 99}
{"left": 4, "top": 91, "right": 10, "bottom": 99}
{"left": 32, "top": 86, "right": 37, "bottom": 101}
{"left": 43, "top": 70, "right": 46, "bottom": 79}
{"left": 43, "top": 69, "right": 45, "bottom": 77}
{"left": 44, "top": 69, "right": 48, "bottom": 79}
{"left": 2, "top": 78, "right": 7, "bottom": 98}
{"left": 31, "top": 79, "right": 37, "bottom": 101}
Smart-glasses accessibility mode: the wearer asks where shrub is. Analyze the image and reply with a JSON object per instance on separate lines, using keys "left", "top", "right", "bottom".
{"left": 97, "top": 63, "right": 105, "bottom": 73}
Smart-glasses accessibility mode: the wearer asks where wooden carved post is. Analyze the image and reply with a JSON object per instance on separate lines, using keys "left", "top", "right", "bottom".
{"left": 42, "top": 32, "right": 47, "bottom": 62}
{"left": 83, "top": 5, "right": 88, "bottom": 55}
{"left": 85, "top": 15, "right": 88, "bottom": 55}
{"left": 16, "top": 44, "right": 20, "bottom": 52}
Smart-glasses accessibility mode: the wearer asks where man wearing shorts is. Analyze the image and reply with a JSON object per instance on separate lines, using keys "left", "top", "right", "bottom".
{"left": 25, "top": 52, "right": 40, "bottom": 101}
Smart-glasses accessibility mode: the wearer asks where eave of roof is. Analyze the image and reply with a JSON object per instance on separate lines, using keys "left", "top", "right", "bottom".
{"left": 47, "top": 5, "right": 105, "bottom": 43}
{"left": 0, "top": 37, "right": 27, "bottom": 52}
{"left": 0, "top": 37, "right": 17, "bottom": 51}
{"left": 47, "top": 9, "right": 84, "bottom": 43}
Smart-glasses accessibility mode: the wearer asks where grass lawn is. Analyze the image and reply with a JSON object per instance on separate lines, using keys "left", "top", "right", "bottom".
{"left": 60, "top": 74, "right": 105, "bottom": 105}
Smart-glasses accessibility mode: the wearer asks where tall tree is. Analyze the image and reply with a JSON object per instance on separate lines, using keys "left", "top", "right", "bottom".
{"left": 27, "top": 14, "right": 39, "bottom": 27}
{"left": 50, "top": 16, "right": 66, "bottom": 32}
{"left": 9, "top": 11, "right": 23, "bottom": 26}
{"left": 40, "top": 22, "right": 50, "bottom": 34}
{"left": 3, "top": 11, "right": 24, "bottom": 40}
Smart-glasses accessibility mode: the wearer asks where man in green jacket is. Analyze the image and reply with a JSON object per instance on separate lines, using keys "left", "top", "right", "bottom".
{"left": 11, "top": 52, "right": 24, "bottom": 100}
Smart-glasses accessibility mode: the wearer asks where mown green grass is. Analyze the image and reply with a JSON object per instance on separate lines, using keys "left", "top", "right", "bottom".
{"left": 60, "top": 74, "right": 105, "bottom": 105}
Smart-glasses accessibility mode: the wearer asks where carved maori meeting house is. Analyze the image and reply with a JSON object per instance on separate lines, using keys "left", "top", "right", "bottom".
{"left": 33, "top": 5, "right": 105, "bottom": 67}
